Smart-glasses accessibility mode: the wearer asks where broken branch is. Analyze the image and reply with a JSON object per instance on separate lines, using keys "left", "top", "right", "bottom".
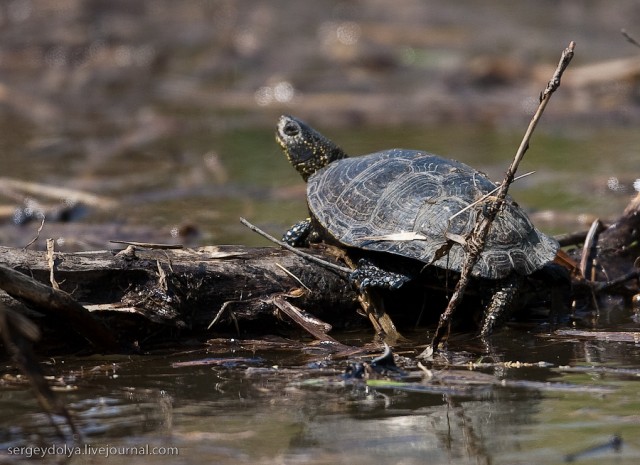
{"left": 426, "top": 41, "right": 576, "bottom": 354}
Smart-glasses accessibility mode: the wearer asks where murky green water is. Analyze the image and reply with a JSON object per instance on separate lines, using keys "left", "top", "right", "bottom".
{"left": 2, "top": 331, "right": 640, "bottom": 464}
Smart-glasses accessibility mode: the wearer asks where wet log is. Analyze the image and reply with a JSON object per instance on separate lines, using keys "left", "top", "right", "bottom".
{"left": 0, "top": 189, "right": 638, "bottom": 353}
{"left": 576, "top": 192, "right": 640, "bottom": 289}
{"left": 0, "top": 245, "right": 359, "bottom": 350}
{"left": 0, "top": 263, "right": 119, "bottom": 351}
{"left": 598, "top": 192, "right": 640, "bottom": 255}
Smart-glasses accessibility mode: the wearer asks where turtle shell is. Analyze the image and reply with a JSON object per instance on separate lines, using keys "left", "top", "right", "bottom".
{"left": 307, "top": 149, "right": 559, "bottom": 280}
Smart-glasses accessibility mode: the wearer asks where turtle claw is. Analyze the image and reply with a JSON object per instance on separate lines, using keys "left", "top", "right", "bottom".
{"left": 350, "top": 259, "right": 411, "bottom": 292}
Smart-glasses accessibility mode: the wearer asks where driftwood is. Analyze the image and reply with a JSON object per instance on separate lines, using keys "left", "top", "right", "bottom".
{"left": 0, "top": 186, "right": 638, "bottom": 354}
{"left": 597, "top": 192, "right": 640, "bottom": 261}
{"left": 0, "top": 182, "right": 637, "bottom": 355}
{"left": 0, "top": 244, "right": 359, "bottom": 351}
{"left": 564, "top": 192, "right": 640, "bottom": 294}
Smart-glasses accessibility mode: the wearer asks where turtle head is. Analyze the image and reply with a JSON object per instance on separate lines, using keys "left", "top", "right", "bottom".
{"left": 276, "top": 115, "right": 348, "bottom": 181}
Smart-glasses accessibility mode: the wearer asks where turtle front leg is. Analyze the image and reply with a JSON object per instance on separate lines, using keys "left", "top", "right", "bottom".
{"left": 283, "top": 218, "right": 312, "bottom": 247}
{"left": 349, "top": 258, "right": 411, "bottom": 291}
{"left": 480, "top": 275, "right": 523, "bottom": 337}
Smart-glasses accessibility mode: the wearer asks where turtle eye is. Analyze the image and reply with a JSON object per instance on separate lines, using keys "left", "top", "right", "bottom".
{"left": 283, "top": 121, "right": 300, "bottom": 137}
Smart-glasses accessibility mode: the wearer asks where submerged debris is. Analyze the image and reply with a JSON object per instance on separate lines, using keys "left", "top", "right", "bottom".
{"left": 344, "top": 343, "right": 405, "bottom": 379}
{"left": 564, "top": 434, "right": 623, "bottom": 463}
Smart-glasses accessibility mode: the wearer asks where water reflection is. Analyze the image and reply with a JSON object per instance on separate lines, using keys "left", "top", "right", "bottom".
{"left": 2, "top": 335, "right": 640, "bottom": 464}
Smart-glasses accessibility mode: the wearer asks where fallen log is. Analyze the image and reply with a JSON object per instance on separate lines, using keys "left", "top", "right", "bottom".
{"left": 0, "top": 244, "right": 359, "bottom": 351}
{"left": 597, "top": 192, "right": 640, "bottom": 260}
{"left": 0, "top": 186, "right": 638, "bottom": 353}
{"left": 0, "top": 263, "right": 119, "bottom": 351}
{"left": 567, "top": 191, "right": 640, "bottom": 296}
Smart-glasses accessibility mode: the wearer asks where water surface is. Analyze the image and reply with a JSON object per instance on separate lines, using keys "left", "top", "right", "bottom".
{"left": 2, "top": 2, "right": 640, "bottom": 463}
{"left": 2, "top": 331, "right": 640, "bottom": 464}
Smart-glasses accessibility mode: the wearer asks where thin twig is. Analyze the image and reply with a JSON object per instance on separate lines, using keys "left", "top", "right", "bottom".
{"left": 591, "top": 269, "right": 640, "bottom": 293}
{"left": 207, "top": 300, "right": 233, "bottom": 329}
{"left": 426, "top": 41, "right": 576, "bottom": 354}
{"left": 46, "top": 238, "right": 60, "bottom": 290}
{"left": 22, "top": 216, "right": 45, "bottom": 250}
{"left": 621, "top": 29, "right": 640, "bottom": 49}
{"left": 239, "top": 217, "right": 352, "bottom": 275}
{"left": 448, "top": 171, "right": 535, "bottom": 222}
{"left": 110, "top": 240, "right": 183, "bottom": 249}
{"left": 579, "top": 219, "right": 602, "bottom": 280}
{"left": 275, "top": 263, "right": 312, "bottom": 292}
{"left": 270, "top": 295, "right": 345, "bottom": 346}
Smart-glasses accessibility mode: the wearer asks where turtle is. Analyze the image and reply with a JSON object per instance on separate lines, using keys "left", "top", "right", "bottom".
{"left": 275, "top": 114, "right": 561, "bottom": 335}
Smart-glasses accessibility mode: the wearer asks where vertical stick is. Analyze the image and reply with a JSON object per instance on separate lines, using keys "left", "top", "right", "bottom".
{"left": 426, "top": 42, "right": 576, "bottom": 354}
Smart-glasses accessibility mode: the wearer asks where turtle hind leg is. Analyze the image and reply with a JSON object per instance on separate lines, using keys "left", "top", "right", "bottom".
{"left": 349, "top": 258, "right": 411, "bottom": 291}
{"left": 283, "top": 218, "right": 312, "bottom": 247}
{"left": 480, "top": 275, "right": 523, "bottom": 337}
